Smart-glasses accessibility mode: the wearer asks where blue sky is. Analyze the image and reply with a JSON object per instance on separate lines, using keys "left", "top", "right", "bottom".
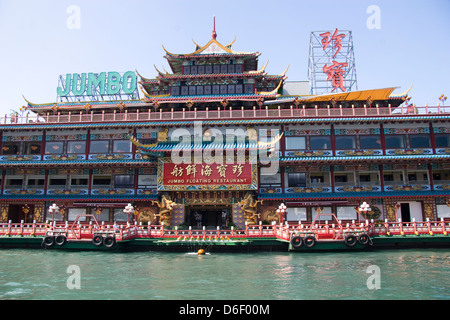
{"left": 0, "top": 0, "right": 449, "bottom": 116}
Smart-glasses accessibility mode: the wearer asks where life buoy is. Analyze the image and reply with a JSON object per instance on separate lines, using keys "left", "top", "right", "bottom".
{"left": 344, "top": 234, "right": 357, "bottom": 247}
{"left": 55, "top": 235, "right": 67, "bottom": 246}
{"left": 43, "top": 235, "right": 54, "bottom": 247}
{"left": 358, "top": 233, "right": 370, "bottom": 246}
{"left": 304, "top": 235, "right": 316, "bottom": 248}
{"left": 92, "top": 235, "right": 103, "bottom": 246}
{"left": 103, "top": 236, "right": 116, "bottom": 248}
{"left": 291, "top": 236, "right": 303, "bottom": 248}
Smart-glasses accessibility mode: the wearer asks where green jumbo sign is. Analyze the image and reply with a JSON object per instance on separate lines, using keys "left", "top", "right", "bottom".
{"left": 57, "top": 71, "right": 137, "bottom": 97}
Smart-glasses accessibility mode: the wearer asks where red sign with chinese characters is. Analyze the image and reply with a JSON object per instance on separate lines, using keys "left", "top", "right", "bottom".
{"left": 162, "top": 162, "right": 253, "bottom": 186}
{"left": 319, "top": 28, "right": 348, "bottom": 92}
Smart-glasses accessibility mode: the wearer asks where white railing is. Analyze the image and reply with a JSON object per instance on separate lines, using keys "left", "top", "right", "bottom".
{"left": 2, "top": 105, "right": 449, "bottom": 125}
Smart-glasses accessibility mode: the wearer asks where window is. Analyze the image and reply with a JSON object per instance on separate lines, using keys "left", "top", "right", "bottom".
{"left": 67, "top": 141, "right": 86, "bottom": 154}
{"left": 6, "top": 179, "right": 23, "bottom": 187}
{"left": 435, "top": 134, "right": 450, "bottom": 148}
{"left": 285, "top": 137, "right": 306, "bottom": 150}
{"left": 407, "top": 173, "right": 417, "bottom": 182}
{"left": 336, "top": 206, "right": 357, "bottom": 220}
{"left": 95, "top": 208, "right": 110, "bottom": 222}
{"left": 171, "top": 86, "right": 180, "bottom": 96}
{"left": 182, "top": 66, "right": 190, "bottom": 75}
{"left": 409, "top": 134, "right": 430, "bottom": 148}
{"left": 68, "top": 208, "right": 86, "bottom": 221}
{"left": 310, "top": 136, "right": 331, "bottom": 149}
{"left": 70, "top": 178, "right": 88, "bottom": 187}
{"left": 114, "top": 208, "right": 129, "bottom": 222}
{"left": 49, "top": 178, "right": 67, "bottom": 186}
{"left": 45, "top": 141, "right": 64, "bottom": 154}
{"left": 23, "top": 142, "right": 41, "bottom": 155}
{"left": 436, "top": 205, "right": 450, "bottom": 219}
{"left": 360, "top": 135, "right": 381, "bottom": 149}
{"left": 90, "top": 140, "right": 109, "bottom": 153}
{"left": 334, "top": 174, "right": 348, "bottom": 183}
{"left": 383, "top": 172, "right": 404, "bottom": 183}
{"left": 385, "top": 135, "right": 405, "bottom": 148}
{"left": 113, "top": 140, "right": 131, "bottom": 153}
{"left": 287, "top": 208, "right": 307, "bottom": 221}
{"left": 310, "top": 174, "right": 325, "bottom": 185}
{"left": 138, "top": 175, "right": 157, "bottom": 188}
{"left": 27, "top": 178, "right": 44, "bottom": 187}
{"left": 93, "top": 176, "right": 111, "bottom": 186}
{"left": 244, "top": 84, "right": 254, "bottom": 94}
{"left": 288, "top": 173, "right": 306, "bottom": 187}
{"left": 1, "top": 143, "right": 19, "bottom": 155}
{"left": 335, "top": 136, "right": 356, "bottom": 149}
{"left": 114, "top": 175, "right": 134, "bottom": 188}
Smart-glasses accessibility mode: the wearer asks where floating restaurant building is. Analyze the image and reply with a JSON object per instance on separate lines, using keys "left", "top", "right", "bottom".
{"left": 1, "top": 24, "right": 450, "bottom": 237}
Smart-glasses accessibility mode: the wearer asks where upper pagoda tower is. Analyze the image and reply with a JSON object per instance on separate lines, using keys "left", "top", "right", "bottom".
{"left": 138, "top": 17, "right": 288, "bottom": 110}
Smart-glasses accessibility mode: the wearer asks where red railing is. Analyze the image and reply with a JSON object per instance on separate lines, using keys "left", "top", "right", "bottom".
{"left": 0, "top": 219, "right": 448, "bottom": 243}
{"left": 2, "top": 105, "right": 449, "bottom": 125}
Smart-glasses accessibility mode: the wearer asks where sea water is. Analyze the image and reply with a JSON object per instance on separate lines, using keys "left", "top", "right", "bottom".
{"left": 0, "top": 248, "right": 448, "bottom": 300}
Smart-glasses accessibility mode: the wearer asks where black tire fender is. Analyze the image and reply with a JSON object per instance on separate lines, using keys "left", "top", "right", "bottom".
{"left": 358, "top": 233, "right": 370, "bottom": 245}
{"left": 43, "top": 235, "right": 55, "bottom": 247}
{"left": 103, "top": 235, "right": 116, "bottom": 248}
{"left": 55, "top": 235, "right": 67, "bottom": 246}
{"left": 344, "top": 234, "right": 357, "bottom": 247}
{"left": 291, "top": 236, "right": 303, "bottom": 248}
{"left": 304, "top": 235, "right": 316, "bottom": 248}
{"left": 92, "top": 234, "right": 103, "bottom": 246}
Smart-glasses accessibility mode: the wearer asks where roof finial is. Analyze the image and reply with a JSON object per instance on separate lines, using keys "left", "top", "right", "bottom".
{"left": 212, "top": 15, "right": 217, "bottom": 40}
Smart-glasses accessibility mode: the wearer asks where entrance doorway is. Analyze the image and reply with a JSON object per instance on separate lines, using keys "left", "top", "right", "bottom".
{"left": 187, "top": 207, "right": 231, "bottom": 228}
{"left": 7, "top": 204, "right": 34, "bottom": 223}
{"left": 400, "top": 203, "right": 411, "bottom": 222}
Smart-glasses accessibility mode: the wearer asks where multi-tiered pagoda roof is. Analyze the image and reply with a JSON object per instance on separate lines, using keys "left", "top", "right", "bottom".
{"left": 137, "top": 24, "right": 287, "bottom": 108}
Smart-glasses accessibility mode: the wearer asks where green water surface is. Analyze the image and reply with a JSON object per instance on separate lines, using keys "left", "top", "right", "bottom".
{"left": 0, "top": 249, "right": 448, "bottom": 300}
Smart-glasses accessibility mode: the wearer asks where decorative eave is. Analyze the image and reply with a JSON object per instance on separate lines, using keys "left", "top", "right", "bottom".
{"left": 141, "top": 92, "right": 279, "bottom": 104}
{"left": 258, "top": 190, "right": 450, "bottom": 201}
{"left": 23, "top": 97, "right": 145, "bottom": 114}
{"left": 162, "top": 37, "right": 258, "bottom": 58}
{"left": 1, "top": 115, "right": 449, "bottom": 131}
{"left": 279, "top": 154, "right": 450, "bottom": 164}
{"left": 0, "top": 158, "right": 157, "bottom": 169}
{"left": 129, "top": 132, "right": 284, "bottom": 155}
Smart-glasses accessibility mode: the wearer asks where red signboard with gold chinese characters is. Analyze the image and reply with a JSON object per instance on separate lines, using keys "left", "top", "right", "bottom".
{"left": 157, "top": 159, "right": 258, "bottom": 191}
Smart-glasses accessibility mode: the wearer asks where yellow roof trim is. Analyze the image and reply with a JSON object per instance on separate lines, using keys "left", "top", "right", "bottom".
{"left": 164, "top": 37, "right": 254, "bottom": 57}
{"left": 225, "top": 36, "right": 236, "bottom": 49}
{"left": 135, "top": 69, "right": 154, "bottom": 82}
{"left": 279, "top": 65, "right": 290, "bottom": 77}
{"left": 296, "top": 87, "right": 399, "bottom": 103}
{"left": 154, "top": 64, "right": 167, "bottom": 76}
{"left": 248, "top": 60, "right": 268, "bottom": 74}
{"left": 257, "top": 79, "right": 284, "bottom": 95}
{"left": 390, "top": 84, "right": 413, "bottom": 97}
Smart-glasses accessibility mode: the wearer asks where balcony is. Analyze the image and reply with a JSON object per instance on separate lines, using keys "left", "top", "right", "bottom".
{"left": 2, "top": 104, "right": 449, "bottom": 125}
